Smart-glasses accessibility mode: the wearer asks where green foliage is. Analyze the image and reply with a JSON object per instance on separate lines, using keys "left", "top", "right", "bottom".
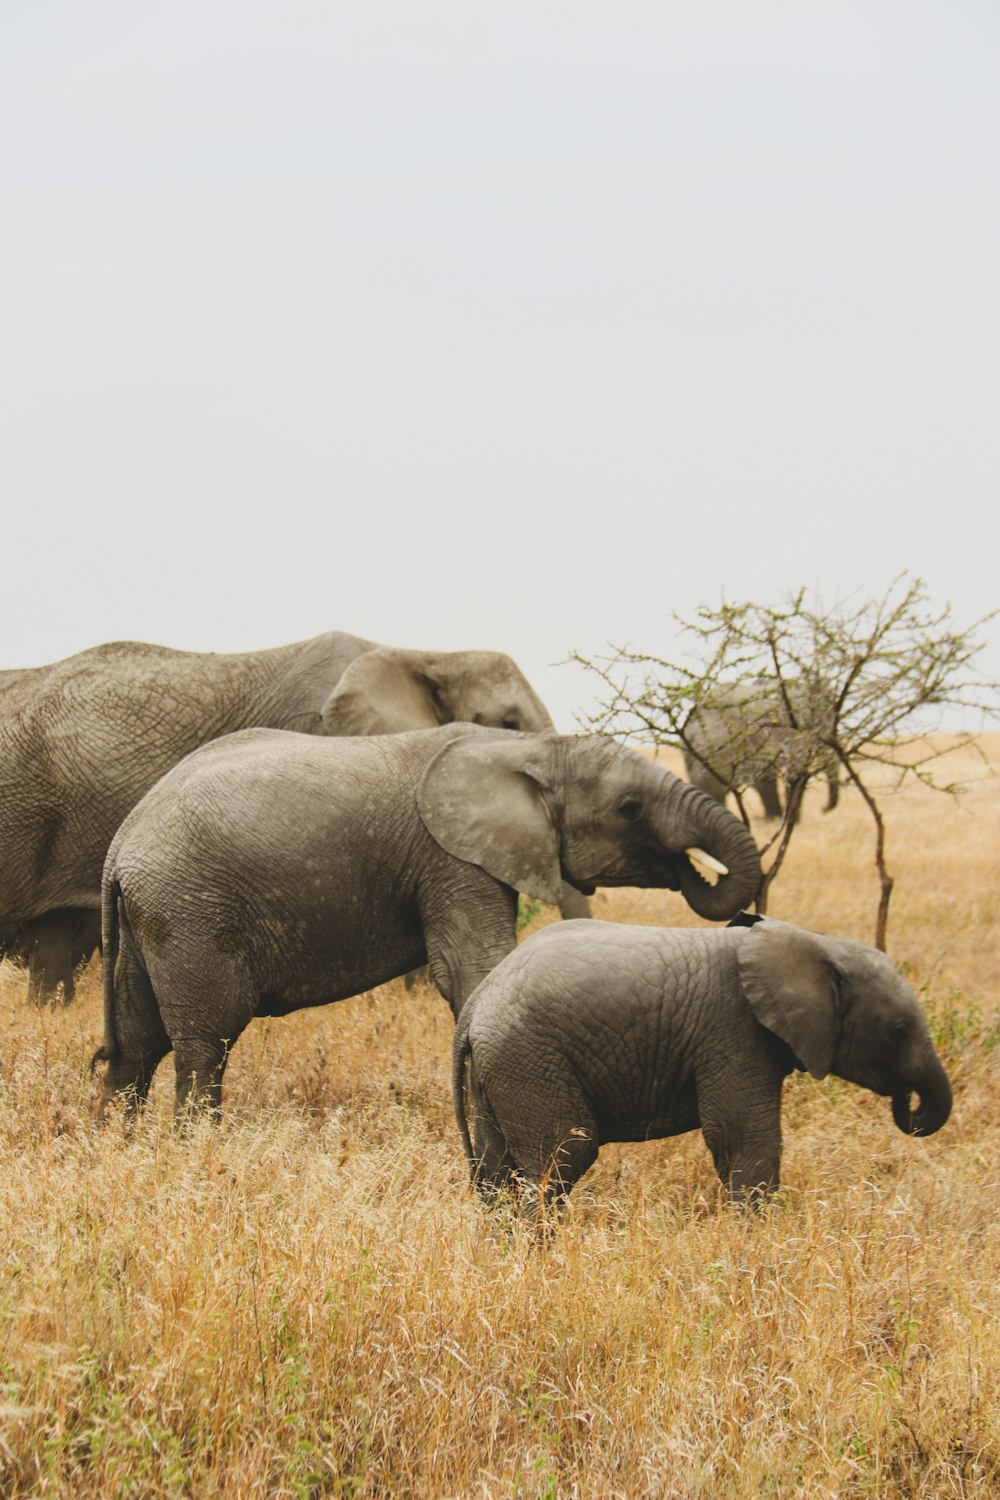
{"left": 516, "top": 895, "right": 546, "bottom": 933}
{"left": 912, "top": 980, "right": 1000, "bottom": 1069}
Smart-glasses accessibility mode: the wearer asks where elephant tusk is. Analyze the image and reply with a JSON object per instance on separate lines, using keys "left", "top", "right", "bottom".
{"left": 685, "top": 847, "right": 729, "bottom": 878}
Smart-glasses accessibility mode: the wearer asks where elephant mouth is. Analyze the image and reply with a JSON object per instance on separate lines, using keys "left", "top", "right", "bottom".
{"left": 565, "top": 860, "right": 683, "bottom": 893}
{"left": 564, "top": 849, "right": 715, "bottom": 894}
{"left": 566, "top": 846, "right": 731, "bottom": 888}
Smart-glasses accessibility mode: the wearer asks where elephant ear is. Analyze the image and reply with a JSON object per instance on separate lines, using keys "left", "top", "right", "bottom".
{"left": 320, "top": 650, "right": 442, "bottom": 736}
{"left": 737, "top": 918, "right": 843, "bottom": 1079}
{"left": 416, "top": 733, "right": 564, "bottom": 904}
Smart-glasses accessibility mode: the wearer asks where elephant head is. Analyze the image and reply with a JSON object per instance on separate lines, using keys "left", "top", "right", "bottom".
{"left": 417, "top": 732, "right": 762, "bottom": 921}
{"left": 319, "top": 648, "right": 554, "bottom": 737}
{"left": 738, "top": 919, "right": 952, "bottom": 1137}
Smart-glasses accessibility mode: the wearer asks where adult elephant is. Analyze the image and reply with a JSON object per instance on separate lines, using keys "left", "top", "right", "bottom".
{"left": 0, "top": 908, "right": 102, "bottom": 1006}
{"left": 0, "top": 665, "right": 102, "bottom": 1003}
{"left": 93, "top": 724, "right": 763, "bottom": 1118}
{"left": 682, "top": 681, "right": 839, "bottom": 821}
{"left": 0, "top": 631, "right": 587, "bottom": 1001}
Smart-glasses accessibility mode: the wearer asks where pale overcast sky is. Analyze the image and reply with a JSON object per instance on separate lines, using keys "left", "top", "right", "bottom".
{"left": 2, "top": 1, "right": 997, "bottom": 729}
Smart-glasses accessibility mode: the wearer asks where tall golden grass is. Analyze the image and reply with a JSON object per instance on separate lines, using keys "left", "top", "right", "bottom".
{"left": 0, "top": 738, "right": 997, "bottom": 1497}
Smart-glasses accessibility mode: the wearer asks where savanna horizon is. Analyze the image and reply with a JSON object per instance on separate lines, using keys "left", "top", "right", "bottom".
{"left": 1, "top": 736, "right": 997, "bottom": 1496}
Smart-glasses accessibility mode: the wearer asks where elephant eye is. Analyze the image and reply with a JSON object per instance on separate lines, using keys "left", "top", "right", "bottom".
{"left": 501, "top": 717, "right": 519, "bottom": 731}
{"left": 618, "top": 795, "right": 643, "bottom": 822}
{"left": 889, "top": 1020, "right": 909, "bottom": 1045}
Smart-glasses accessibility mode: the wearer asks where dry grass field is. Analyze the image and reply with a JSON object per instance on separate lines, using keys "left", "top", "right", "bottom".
{"left": 1, "top": 737, "right": 997, "bottom": 1497}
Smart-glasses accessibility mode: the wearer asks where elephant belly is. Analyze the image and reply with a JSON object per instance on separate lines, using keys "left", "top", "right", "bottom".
{"left": 254, "top": 916, "right": 429, "bottom": 1015}
{"left": 597, "top": 1079, "right": 701, "bottom": 1145}
{"left": 256, "top": 953, "right": 428, "bottom": 1015}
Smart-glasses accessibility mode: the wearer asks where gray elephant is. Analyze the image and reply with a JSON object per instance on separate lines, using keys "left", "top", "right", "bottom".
{"left": 0, "top": 908, "right": 102, "bottom": 1005}
{"left": 1, "top": 631, "right": 588, "bottom": 1002}
{"left": 92, "top": 724, "right": 762, "bottom": 1119}
{"left": 1, "top": 667, "right": 100, "bottom": 1004}
{"left": 682, "top": 681, "right": 839, "bottom": 821}
{"left": 453, "top": 915, "right": 952, "bottom": 1219}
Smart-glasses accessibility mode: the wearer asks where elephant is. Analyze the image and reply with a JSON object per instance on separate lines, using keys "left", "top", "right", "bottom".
{"left": 0, "top": 908, "right": 102, "bottom": 1005}
{"left": 1, "top": 666, "right": 99, "bottom": 1004}
{"left": 682, "top": 681, "right": 839, "bottom": 821}
{"left": 0, "top": 631, "right": 588, "bottom": 1002}
{"left": 453, "top": 914, "right": 952, "bottom": 1220}
{"left": 91, "top": 723, "right": 763, "bottom": 1119}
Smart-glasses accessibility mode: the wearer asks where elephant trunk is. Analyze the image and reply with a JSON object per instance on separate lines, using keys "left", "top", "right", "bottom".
{"left": 890, "top": 1054, "right": 952, "bottom": 1137}
{"left": 658, "top": 781, "right": 762, "bottom": 921}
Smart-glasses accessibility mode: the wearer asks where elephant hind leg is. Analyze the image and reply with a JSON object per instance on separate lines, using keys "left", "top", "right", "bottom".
{"left": 467, "top": 1055, "right": 601, "bottom": 1228}
{"left": 514, "top": 1127, "right": 601, "bottom": 1237}
{"left": 142, "top": 952, "right": 257, "bottom": 1124}
{"left": 172, "top": 1036, "right": 234, "bottom": 1124}
{"left": 467, "top": 1068, "right": 521, "bottom": 1202}
{"left": 533, "top": 1125, "right": 599, "bottom": 1210}
{"left": 502, "top": 1078, "right": 601, "bottom": 1227}
{"left": 27, "top": 961, "right": 80, "bottom": 1007}
{"left": 96, "top": 944, "right": 171, "bottom": 1120}
{"left": 98, "top": 1037, "right": 171, "bottom": 1119}
{"left": 26, "top": 960, "right": 61, "bottom": 1007}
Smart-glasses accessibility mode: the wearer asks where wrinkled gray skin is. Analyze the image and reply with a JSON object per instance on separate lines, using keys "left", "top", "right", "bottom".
{"left": 0, "top": 632, "right": 588, "bottom": 1002}
{"left": 683, "top": 682, "right": 839, "bottom": 821}
{"left": 0, "top": 666, "right": 104, "bottom": 1001}
{"left": 93, "top": 725, "right": 762, "bottom": 1119}
{"left": 454, "top": 917, "right": 952, "bottom": 1221}
{"left": 0, "top": 909, "right": 102, "bottom": 1005}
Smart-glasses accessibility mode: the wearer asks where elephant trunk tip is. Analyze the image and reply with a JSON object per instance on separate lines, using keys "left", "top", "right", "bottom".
{"left": 891, "top": 1086, "right": 952, "bottom": 1138}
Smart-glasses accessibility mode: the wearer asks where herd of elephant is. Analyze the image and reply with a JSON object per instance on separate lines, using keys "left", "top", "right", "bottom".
{"left": 0, "top": 630, "right": 952, "bottom": 1221}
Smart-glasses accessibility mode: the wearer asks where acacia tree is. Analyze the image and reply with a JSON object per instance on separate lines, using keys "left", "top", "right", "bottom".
{"left": 572, "top": 576, "right": 997, "bottom": 948}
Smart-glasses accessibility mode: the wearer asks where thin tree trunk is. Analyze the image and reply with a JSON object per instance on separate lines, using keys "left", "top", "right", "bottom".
{"left": 841, "top": 760, "right": 894, "bottom": 950}
{"left": 753, "top": 776, "right": 806, "bottom": 915}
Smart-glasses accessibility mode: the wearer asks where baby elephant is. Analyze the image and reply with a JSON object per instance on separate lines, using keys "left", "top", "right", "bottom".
{"left": 453, "top": 917, "right": 952, "bottom": 1217}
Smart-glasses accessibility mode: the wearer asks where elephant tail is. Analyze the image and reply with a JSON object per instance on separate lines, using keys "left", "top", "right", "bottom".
{"left": 90, "top": 877, "right": 122, "bottom": 1072}
{"left": 452, "top": 1016, "right": 476, "bottom": 1177}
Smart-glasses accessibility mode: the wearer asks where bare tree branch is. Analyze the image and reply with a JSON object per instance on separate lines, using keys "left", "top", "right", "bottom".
{"left": 570, "top": 576, "right": 999, "bottom": 947}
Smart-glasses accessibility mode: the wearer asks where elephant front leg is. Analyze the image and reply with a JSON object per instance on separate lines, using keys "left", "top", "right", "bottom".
{"left": 699, "top": 1084, "right": 783, "bottom": 1206}
{"left": 420, "top": 883, "right": 518, "bottom": 1016}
